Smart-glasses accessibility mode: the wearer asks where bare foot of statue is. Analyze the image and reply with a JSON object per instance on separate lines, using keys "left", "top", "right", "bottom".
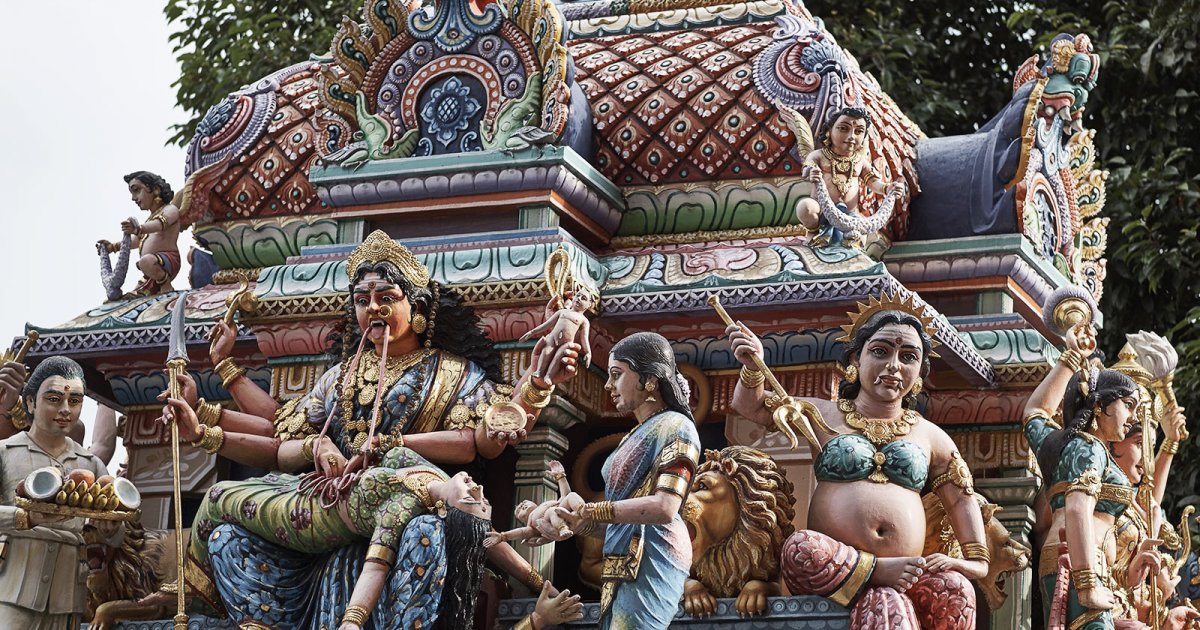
{"left": 871, "top": 556, "right": 926, "bottom": 592}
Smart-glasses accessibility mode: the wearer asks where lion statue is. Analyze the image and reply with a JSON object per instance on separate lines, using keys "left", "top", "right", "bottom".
{"left": 84, "top": 522, "right": 181, "bottom": 629}
{"left": 922, "top": 493, "right": 1031, "bottom": 611}
{"left": 682, "top": 446, "right": 796, "bottom": 617}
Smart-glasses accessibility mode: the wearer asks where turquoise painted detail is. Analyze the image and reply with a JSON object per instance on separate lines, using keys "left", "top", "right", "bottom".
{"left": 195, "top": 218, "right": 339, "bottom": 269}
{"left": 617, "top": 178, "right": 809, "bottom": 236}
{"left": 814, "top": 433, "right": 929, "bottom": 492}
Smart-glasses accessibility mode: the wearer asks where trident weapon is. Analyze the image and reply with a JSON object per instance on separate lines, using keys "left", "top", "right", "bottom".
{"left": 165, "top": 292, "right": 190, "bottom": 630}
{"left": 209, "top": 278, "right": 258, "bottom": 358}
{"left": 708, "top": 294, "right": 833, "bottom": 452}
{"left": 1, "top": 330, "right": 39, "bottom": 365}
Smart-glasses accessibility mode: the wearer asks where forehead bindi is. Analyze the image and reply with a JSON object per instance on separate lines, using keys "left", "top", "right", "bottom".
{"left": 868, "top": 324, "right": 921, "bottom": 349}
{"left": 39, "top": 377, "right": 84, "bottom": 398}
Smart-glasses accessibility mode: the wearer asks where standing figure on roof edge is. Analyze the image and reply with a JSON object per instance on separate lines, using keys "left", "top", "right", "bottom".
{"left": 1024, "top": 325, "right": 1198, "bottom": 630}
{"left": 137, "top": 230, "right": 584, "bottom": 629}
{"left": 535, "top": 331, "right": 702, "bottom": 630}
{"left": 794, "top": 107, "right": 906, "bottom": 249}
{"left": 1023, "top": 321, "right": 1137, "bottom": 629}
{"left": 96, "top": 171, "right": 183, "bottom": 298}
{"left": 726, "top": 293, "right": 987, "bottom": 629}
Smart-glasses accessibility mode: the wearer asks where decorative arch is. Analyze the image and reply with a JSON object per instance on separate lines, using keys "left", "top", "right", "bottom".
{"left": 317, "top": 0, "right": 571, "bottom": 161}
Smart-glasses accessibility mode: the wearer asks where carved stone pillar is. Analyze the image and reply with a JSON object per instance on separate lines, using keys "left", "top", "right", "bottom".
{"left": 510, "top": 397, "right": 583, "bottom": 590}
{"left": 725, "top": 415, "right": 816, "bottom": 532}
{"left": 978, "top": 476, "right": 1039, "bottom": 630}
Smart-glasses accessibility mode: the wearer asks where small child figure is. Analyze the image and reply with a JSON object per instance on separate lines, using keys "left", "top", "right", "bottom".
{"left": 519, "top": 290, "right": 593, "bottom": 379}
{"left": 793, "top": 107, "right": 905, "bottom": 247}
{"left": 485, "top": 460, "right": 583, "bottom": 547}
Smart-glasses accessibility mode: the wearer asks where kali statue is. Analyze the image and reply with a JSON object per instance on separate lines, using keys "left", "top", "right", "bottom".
{"left": 138, "top": 230, "right": 584, "bottom": 629}
{"left": 726, "top": 292, "right": 988, "bottom": 628}
{"left": 95, "top": 171, "right": 183, "bottom": 298}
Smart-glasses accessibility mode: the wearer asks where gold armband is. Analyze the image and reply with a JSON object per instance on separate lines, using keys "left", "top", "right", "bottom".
{"left": 520, "top": 380, "right": 554, "bottom": 409}
{"left": 961, "top": 542, "right": 991, "bottom": 563}
{"left": 301, "top": 435, "right": 319, "bottom": 462}
{"left": 341, "top": 604, "right": 370, "bottom": 627}
{"left": 192, "top": 425, "right": 226, "bottom": 454}
{"left": 1066, "top": 469, "right": 1101, "bottom": 498}
{"left": 930, "top": 451, "right": 974, "bottom": 495}
{"left": 739, "top": 365, "right": 765, "bottom": 389}
{"left": 1058, "top": 349, "right": 1085, "bottom": 373}
{"left": 195, "top": 398, "right": 223, "bottom": 428}
{"left": 1022, "top": 408, "right": 1054, "bottom": 427}
{"left": 587, "top": 501, "right": 616, "bottom": 524}
{"left": 1071, "top": 568, "right": 1099, "bottom": 591}
{"left": 655, "top": 472, "right": 689, "bottom": 498}
{"left": 865, "top": 170, "right": 881, "bottom": 183}
{"left": 365, "top": 544, "right": 396, "bottom": 567}
{"left": 3, "top": 398, "right": 28, "bottom": 431}
{"left": 1161, "top": 438, "right": 1180, "bottom": 455}
{"left": 377, "top": 433, "right": 404, "bottom": 453}
{"left": 13, "top": 507, "right": 30, "bottom": 530}
{"left": 215, "top": 358, "right": 245, "bottom": 390}
{"left": 526, "top": 567, "right": 545, "bottom": 591}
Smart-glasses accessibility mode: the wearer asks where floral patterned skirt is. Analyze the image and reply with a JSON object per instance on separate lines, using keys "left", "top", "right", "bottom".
{"left": 207, "top": 515, "right": 448, "bottom": 630}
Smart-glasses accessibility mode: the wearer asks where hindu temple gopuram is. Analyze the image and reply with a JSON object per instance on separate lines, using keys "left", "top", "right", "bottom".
{"left": 3, "top": 0, "right": 1197, "bottom": 629}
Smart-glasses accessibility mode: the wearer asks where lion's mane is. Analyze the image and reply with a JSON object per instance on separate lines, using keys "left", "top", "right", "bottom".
{"left": 690, "top": 446, "right": 796, "bottom": 597}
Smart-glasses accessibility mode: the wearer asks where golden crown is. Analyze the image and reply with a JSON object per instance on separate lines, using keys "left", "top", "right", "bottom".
{"left": 1109, "top": 342, "right": 1152, "bottom": 387}
{"left": 345, "top": 230, "right": 431, "bottom": 288}
{"left": 837, "top": 292, "right": 941, "bottom": 354}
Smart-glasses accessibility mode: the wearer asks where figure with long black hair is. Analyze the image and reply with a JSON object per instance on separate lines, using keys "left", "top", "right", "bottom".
{"left": 540, "top": 332, "right": 701, "bottom": 630}
{"left": 1022, "top": 321, "right": 1140, "bottom": 629}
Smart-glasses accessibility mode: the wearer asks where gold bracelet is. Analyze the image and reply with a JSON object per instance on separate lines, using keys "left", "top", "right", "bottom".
{"left": 520, "top": 380, "right": 554, "bottom": 409}
{"left": 13, "top": 507, "right": 30, "bottom": 530}
{"left": 574, "top": 519, "right": 597, "bottom": 537}
{"left": 1058, "top": 349, "right": 1085, "bottom": 373}
{"left": 587, "top": 500, "right": 616, "bottom": 523}
{"left": 1162, "top": 438, "right": 1181, "bottom": 455}
{"left": 527, "top": 567, "right": 545, "bottom": 591}
{"left": 301, "top": 435, "right": 319, "bottom": 462}
{"left": 215, "top": 357, "right": 246, "bottom": 390}
{"left": 365, "top": 544, "right": 396, "bottom": 567}
{"left": 341, "top": 604, "right": 370, "bottom": 626}
{"left": 1071, "top": 568, "right": 1099, "bottom": 591}
{"left": 739, "top": 365, "right": 766, "bottom": 388}
{"left": 195, "top": 398, "right": 223, "bottom": 428}
{"left": 192, "top": 425, "right": 226, "bottom": 454}
{"left": 961, "top": 542, "right": 991, "bottom": 563}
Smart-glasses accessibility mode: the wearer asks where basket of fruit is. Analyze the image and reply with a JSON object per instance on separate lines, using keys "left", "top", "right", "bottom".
{"left": 15, "top": 467, "right": 141, "bottom": 522}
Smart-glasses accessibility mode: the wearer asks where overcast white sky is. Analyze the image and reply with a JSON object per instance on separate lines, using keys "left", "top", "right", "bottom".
{"left": 0, "top": 3, "right": 190, "bottom": 463}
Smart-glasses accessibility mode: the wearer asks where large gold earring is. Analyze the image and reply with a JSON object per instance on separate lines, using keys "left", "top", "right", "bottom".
{"left": 844, "top": 365, "right": 858, "bottom": 384}
{"left": 911, "top": 377, "right": 922, "bottom": 396}
{"left": 411, "top": 313, "right": 427, "bottom": 334}
{"left": 1090, "top": 405, "right": 1101, "bottom": 432}
{"left": 644, "top": 380, "right": 656, "bottom": 392}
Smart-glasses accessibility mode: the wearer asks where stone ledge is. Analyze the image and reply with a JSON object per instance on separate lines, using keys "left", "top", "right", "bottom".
{"left": 497, "top": 595, "right": 850, "bottom": 628}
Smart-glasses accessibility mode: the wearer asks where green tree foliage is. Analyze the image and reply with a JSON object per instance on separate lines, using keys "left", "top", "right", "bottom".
{"left": 164, "top": 0, "right": 351, "bottom": 145}
{"left": 166, "top": 0, "right": 1198, "bottom": 511}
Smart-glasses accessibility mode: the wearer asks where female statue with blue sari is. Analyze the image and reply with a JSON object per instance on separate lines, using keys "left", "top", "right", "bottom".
{"left": 146, "top": 230, "right": 584, "bottom": 629}
{"left": 543, "top": 332, "right": 701, "bottom": 630}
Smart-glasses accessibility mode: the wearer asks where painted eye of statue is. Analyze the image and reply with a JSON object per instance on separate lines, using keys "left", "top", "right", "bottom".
{"left": 902, "top": 352, "right": 918, "bottom": 363}
{"left": 870, "top": 347, "right": 886, "bottom": 357}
